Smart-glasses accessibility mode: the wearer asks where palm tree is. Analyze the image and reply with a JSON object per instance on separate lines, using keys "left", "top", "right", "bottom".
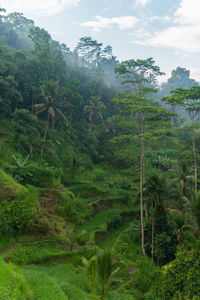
{"left": 97, "top": 249, "right": 114, "bottom": 300}
{"left": 82, "top": 256, "right": 97, "bottom": 288}
{"left": 143, "top": 174, "right": 166, "bottom": 262}
{"left": 69, "top": 156, "right": 84, "bottom": 178}
{"left": 170, "top": 158, "right": 194, "bottom": 197}
{"left": 33, "top": 79, "right": 69, "bottom": 155}
{"left": 84, "top": 96, "right": 105, "bottom": 129}
{"left": 167, "top": 204, "right": 197, "bottom": 243}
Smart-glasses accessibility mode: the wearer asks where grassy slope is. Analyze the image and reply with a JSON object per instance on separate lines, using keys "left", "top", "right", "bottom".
{"left": 0, "top": 168, "right": 27, "bottom": 201}
{"left": 0, "top": 258, "right": 31, "bottom": 299}
{"left": 0, "top": 165, "right": 155, "bottom": 300}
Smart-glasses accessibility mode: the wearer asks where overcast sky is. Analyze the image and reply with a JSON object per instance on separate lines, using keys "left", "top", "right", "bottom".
{"left": 2, "top": 0, "right": 200, "bottom": 82}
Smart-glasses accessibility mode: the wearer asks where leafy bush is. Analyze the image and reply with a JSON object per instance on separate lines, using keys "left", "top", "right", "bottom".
{"left": 127, "top": 256, "right": 161, "bottom": 300}
{"left": 56, "top": 189, "right": 90, "bottom": 224}
{"left": 0, "top": 185, "right": 38, "bottom": 236}
{"left": 157, "top": 237, "right": 200, "bottom": 299}
{"left": 11, "top": 157, "right": 61, "bottom": 187}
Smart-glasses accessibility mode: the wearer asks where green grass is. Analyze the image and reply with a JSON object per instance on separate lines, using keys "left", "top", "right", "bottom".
{"left": 75, "top": 209, "right": 122, "bottom": 243}
{"left": 98, "top": 221, "right": 132, "bottom": 249}
{"left": 23, "top": 263, "right": 90, "bottom": 293}
{"left": 106, "top": 291, "right": 136, "bottom": 300}
{"left": 5, "top": 241, "right": 98, "bottom": 267}
{"left": 0, "top": 237, "right": 15, "bottom": 252}
{"left": 22, "top": 263, "right": 100, "bottom": 300}
{"left": 21, "top": 263, "right": 136, "bottom": 300}
{"left": 0, "top": 258, "right": 31, "bottom": 299}
{"left": 106, "top": 222, "right": 142, "bottom": 266}
{"left": 22, "top": 268, "right": 68, "bottom": 299}
{"left": 0, "top": 168, "right": 27, "bottom": 201}
{"left": 4, "top": 242, "right": 67, "bottom": 265}
{"left": 69, "top": 182, "right": 108, "bottom": 198}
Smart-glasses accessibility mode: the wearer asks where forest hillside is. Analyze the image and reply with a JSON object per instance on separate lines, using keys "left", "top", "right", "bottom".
{"left": 0, "top": 8, "right": 200, "bottom": 300}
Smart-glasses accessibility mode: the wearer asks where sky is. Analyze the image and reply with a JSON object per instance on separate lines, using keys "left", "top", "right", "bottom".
{"left": 2, "top": 0, "right": 200, "bottom": 83}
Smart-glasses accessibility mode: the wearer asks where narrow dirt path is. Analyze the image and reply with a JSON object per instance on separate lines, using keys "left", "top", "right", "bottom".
{"left": 0, "top": 243, "right": 17, "bottom": 254}
{"left": 0, "top": 240, "right": 95, "bottom": 256}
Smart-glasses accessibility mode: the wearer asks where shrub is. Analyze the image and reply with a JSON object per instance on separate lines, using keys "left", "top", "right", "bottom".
{"left": 0, "top": 185, "right": 38, "bottom": 236}
{"left": 157, "top": 237, "right": 200, "bottom": 299}
{"left": 11, "top": 158, "right": 61, "bottom": 187}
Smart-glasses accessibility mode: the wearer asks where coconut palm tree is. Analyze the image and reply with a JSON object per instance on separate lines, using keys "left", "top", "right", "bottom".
{"left": 167, "top": 205, "right": 197, "bottom": 243}
{"left": 69, "top": 156, "right": 84, "bottom": 178}
{"left": 82, "top": 256, "right": 97, "bottom": 288}
{"left": 84, "top": 96, "right": 105, "bottom": 129}
{"left": 170, "top": 158, "right": 194, "bottom": 197}
{"left": 97, "top": 249, "right": 114, "bottom": 300}
{"left": 33, "top": 79, "right": 69, "bottom": 155}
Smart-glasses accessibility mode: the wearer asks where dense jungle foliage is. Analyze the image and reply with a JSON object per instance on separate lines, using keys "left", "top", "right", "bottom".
{"left": 1, "top": 8, "right": 200, "bottom": 300}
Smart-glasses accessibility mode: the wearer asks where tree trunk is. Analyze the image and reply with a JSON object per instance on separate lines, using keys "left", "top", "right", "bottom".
{"left": 191, "top": 119, "right": 197, "bottom": 194}
{"left": 151, "top": 208, "right": 155, "bottom": 262}
{"left": 41, "top": 122, "right": 49, "bottom": 156}
{"left": 144, "top": 201, "right": 148, "bottom": 222}
{"left": 140, "top": 129, "right": 146, "bottom": 256}
{"left": 101, "top": 286, "right": 105, "bottom": 300}
{"left": 29, "top": 144, "right": 33, "bottom": 158}
{"left": 143, "top": 146, "right": 148, "bottom": 221}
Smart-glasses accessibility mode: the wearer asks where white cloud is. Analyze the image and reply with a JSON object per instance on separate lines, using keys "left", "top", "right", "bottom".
{"left": 143, "top": 26, "right": 200, "bottom": 53}
{"left": 1, "top": 0, "right": 81, "bottom": 16}
{"left": 189, "top": 68, "right": 200, "bottom": 82}
{"left": 133, "top": 0, "right": 200, "bottom": 54}
{"left": 134, "top": 0, "right": 150, "bottom": 7}
{"left": 175, "top": 0, "right": 200, "bottom": 25}
{"left": 148, "top": 15, "right": 172, "bottom": 23}
{"left": 132, "top": 28, "right": 151, "bottom": 38}
{"left": 80, "top": 15, "right": 140, "bottom": 32}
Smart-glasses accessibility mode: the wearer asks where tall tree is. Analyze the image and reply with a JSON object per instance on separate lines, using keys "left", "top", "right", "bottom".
{"left": 6, "top": 12, "right": 34, "bottom": 32}
{"left": 163, "top": 86, "right": 200, "bottom": 194}
{"left": 114, "top": 58, "right": 166, "bottom": 256}
{"left": 74, "top": 36, "right": 103, "bottom": 71}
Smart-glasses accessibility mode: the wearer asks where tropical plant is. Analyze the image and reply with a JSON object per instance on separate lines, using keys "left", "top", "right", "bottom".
{"left": 84, "top": 96, "right": 105, "bottom": 129}
{"left": 69, "top": 156, "right": 84, "bottom": 178}
{"left": 82, "top": 256, "right": 97, "bottom": 288}
{"left": 97, "top": 249, "right": 118, "bottom": 300}
{"left": 11, "top": 154, "right": 32, "bottom": 183}
{"left": 34, "top": 79, "right": 69, "bottom": 155}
